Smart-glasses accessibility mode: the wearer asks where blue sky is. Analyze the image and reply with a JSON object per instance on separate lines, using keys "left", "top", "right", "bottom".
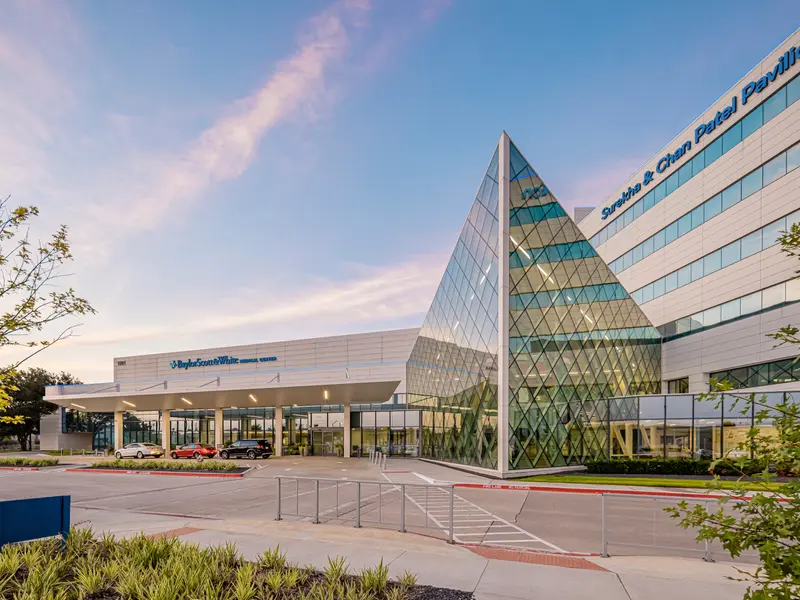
{"left": 2, "top": 0, "right": 799, "bottom": 381}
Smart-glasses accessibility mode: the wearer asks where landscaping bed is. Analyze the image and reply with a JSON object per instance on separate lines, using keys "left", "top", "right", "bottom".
{"left": 0, "top": 457, "right": 59, "bottom": 468}
{"left": 82, "top": 459, "right": 246, "bottom": 474}
{"left": 0, "top": 529, "right": 472, "bottom": 599}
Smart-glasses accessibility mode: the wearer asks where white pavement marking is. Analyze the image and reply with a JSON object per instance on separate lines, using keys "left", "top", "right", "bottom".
{"left": 383, "top": 472, "right": 566, "bottom": 552}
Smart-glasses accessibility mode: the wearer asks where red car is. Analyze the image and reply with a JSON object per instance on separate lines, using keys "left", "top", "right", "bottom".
{"left": 170, "top": 443, "right": 217, "bottom": 460}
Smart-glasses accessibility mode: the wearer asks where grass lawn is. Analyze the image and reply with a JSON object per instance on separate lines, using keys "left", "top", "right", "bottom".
{"left": 515, "top": 474, "right": 785, "bottom": 492}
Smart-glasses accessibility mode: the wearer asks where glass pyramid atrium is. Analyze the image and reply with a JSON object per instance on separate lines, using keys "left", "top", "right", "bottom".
{"left": 407, "top": 132, "right": 661, "bottom": 475}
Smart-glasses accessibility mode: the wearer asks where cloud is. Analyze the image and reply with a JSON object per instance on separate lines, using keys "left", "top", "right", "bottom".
{"left": 558, "top": 157, "right": 649, "bottom": 214}
{"left": 77, "top": 0, "right": 373, "bottom": 250}
{"left": 37, "top": 252, "right": 447, "bottom": 349}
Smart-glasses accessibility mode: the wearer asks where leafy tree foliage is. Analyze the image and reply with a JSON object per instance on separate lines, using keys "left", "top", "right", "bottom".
{"left": 0, "top": 198, "right": 94, "bottom": 425}
{"left": 0, "top": 368, "right": 81, "bottom": 450}
{"left": 667, "top": 222, "right": 800, "bottom": 600}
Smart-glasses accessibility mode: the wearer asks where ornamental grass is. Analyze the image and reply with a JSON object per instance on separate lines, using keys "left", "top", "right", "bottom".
{"left": 0, "top": 529, "right": 469, "bottom": 599}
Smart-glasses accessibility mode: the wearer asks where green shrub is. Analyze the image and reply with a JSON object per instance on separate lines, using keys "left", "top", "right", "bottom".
{"left": 87, "top": 459, "right": 239, "bottom": 472}
{"left": 0, "top": 457, "right": 59, "bottom": 467}
{"left": 586, "top": 458, "right": 711, "bottom": 476}
{"left": 1, "top": 530, "right": 422, "bottom": 599}
{"left": 585, "top": 458, "right": 781, "bottom": 477}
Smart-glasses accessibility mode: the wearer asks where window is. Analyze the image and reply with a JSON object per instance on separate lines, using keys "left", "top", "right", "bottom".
{"left": 763, "top": 87, "right": 787, "bottom": 123}
{"left": 721, "top": 122, "right": 741, "bottom": 152}
{"left": 740, "top": 229, "right": 762, "bottom": 258}
{"left": 763, "top": 153, "right": 787, "bottom": 187}
{"left": 721, "top": 240, "right": 741, "bottom": 268}
{"left": 741, "top": 168, "right": 762, "bottom": 199}
{"left": 667, "top": 378, "right": 689, "bottom": 393}
{"left": 740, "top": 291, "right": 762, "bottom": 314}
{"left": 712, "top": 357, "right": 800, "bottom": 389}
{"left": 704, "top": 194, "right": 722, "bottom": 220}
{"left": 741, "top": 105, "right": 762, "bottom": 138}
{"left": 592, "top": 71, "right": 800, "bottom": 249}
{"left": 721, "top": 183, "right": 741, "bottom": 210}
{"left": 788, "top": 145, "right": 800, "bottom": 173}
{"left": 703, "top": 249, "right": 722, "bottom": 275}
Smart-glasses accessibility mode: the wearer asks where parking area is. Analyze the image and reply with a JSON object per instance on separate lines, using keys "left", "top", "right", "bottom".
{"left": 0, "top": 456, "right": 758, "bottom": 563}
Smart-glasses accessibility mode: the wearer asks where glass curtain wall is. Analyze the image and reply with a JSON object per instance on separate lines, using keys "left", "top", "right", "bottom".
{"left": 170, "top": 410, "right": 215, "bottom": 447}
{"left": 506, "top": 141, "right": 661, "bottom": 470}
{"left": 62, "top": 409, "right": 114, "bottom": 450}
{"left": 406, "top": 146, "right": 500, "bottom": 470}
{"left": 351, "top": 410, "right": 420, "bottom": 457}
{"left": 607, "top": 392, "right": 787, "bottom": 459}
{"left": 221, "top": 408, "right": 274, "bottom": 446}
{"left": 122, "top": 411, "right": 161, "bottom": 445}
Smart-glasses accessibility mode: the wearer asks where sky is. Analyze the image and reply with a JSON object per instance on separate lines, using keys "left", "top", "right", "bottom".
{"left": 2, "top": 0, "right": 799, "bottom": 383}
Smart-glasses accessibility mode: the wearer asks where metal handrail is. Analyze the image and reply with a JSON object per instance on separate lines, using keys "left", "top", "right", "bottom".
{"left": 274, "top": 475, "right": 455, "bottom": 543}
{"left": 599, "top": 491, "right": 751, "bottom": 562}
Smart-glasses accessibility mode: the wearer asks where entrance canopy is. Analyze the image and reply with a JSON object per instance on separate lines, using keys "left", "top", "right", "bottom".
{"left": 46, "top": 376, "right": 402, "bottom": 413}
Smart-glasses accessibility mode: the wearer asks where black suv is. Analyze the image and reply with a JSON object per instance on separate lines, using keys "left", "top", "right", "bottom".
{"left": 219, "top": 439, "right": 272, "bottom": 460}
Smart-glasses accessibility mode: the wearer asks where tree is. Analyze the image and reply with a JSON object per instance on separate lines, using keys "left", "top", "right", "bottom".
{"left": 667, "top": 223, "right": 800, "bottom": 600}
{"left": 0, "top": 197, "right": 94, "bottom": 425}
{"left": 0, "top": 368, "right": 81, "bottom": 450}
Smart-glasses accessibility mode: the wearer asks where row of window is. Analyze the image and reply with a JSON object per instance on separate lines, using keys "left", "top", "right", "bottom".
{"left": 712, "top": 358, "right": 800, "bottom": 389}
{"left": 509, "top": 326, "right": 660, "bottom": 353}
{"left": 590, "top": 71, "right": 800, "bottom": 248}
{"left": 510, "top": 202, "right": 566, "bottom": 227}
{"left": 630, "top": 209, "right": 800, "bottom": 305}
{"left": 509, "top": 283, "right": 628, "bottom": 311}
{"left": 610, "top": 140, "right": 800, "bottom": 274}
{"left": 659, "top": 278, "right": 800, "bottom": 341}
{"left": 509, "top": 240, "right": 597, "bottom": 269}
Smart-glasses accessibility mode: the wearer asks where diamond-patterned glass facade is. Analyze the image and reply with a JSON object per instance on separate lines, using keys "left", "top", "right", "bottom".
{"left": 408, "top": 134, "right": 661, "bottom": 474}
{"left": 407, "top": 147, "right": 500, "bottom": 470}
{"left": 506, "top": 140, "right": 661, "bottom": 470}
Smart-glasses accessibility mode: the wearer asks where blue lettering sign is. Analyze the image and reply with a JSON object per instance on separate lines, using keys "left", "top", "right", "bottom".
{"left": 169, "top": 355, "right": 278, "bottom": 370}
{"left": 600, "top": 43, "right": 800, "bottom": 221}
{"left": 521, "top": 185, "right": 548, "bottom": 201}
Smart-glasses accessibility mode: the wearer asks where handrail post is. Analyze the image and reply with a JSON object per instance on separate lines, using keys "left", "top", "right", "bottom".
{"left": 703, "top": 500, "right": 713, "bottom": 562}
{"left": 400, "top": 484, "right": 406, "bottom": 533}
{"left": 314, "top": 479, "right": 320, "bottom": 524}
{"left": 276, "top": 478, "right": 282, "bottom": 521}
{"left": 355, "top": 482, "right": 362, "bottom": 528}
{"left": 601, "top": 493, "right": 608, "bottom": 557}
{"left": 448, "top": 486, "right": 455, "bottom": 544}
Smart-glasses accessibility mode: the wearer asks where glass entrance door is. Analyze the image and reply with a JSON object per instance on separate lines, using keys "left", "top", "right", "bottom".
{"left": 311, "top": 429, "right": 344, "bottom": 456}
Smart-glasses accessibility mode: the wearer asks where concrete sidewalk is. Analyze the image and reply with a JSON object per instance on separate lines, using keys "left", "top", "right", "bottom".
{"left": 71, "top": 506, "right": 751, "bottom": 600}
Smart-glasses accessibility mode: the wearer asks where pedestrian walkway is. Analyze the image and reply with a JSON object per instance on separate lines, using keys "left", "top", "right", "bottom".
{"left": 382, "top": 471, "right": 565, "bottom": 551}
{"left": 70, "top": 505, "right": 751, "bottom": 600}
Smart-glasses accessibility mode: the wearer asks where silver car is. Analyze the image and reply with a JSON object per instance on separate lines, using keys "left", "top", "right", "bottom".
{"left": 114, "top": 442, "right": 164, "bottom": 459}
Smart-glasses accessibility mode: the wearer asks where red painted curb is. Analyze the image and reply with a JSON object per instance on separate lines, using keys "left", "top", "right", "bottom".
{"left": 454, "top": 482, "right": 758, "bottom": 501}
{"left": 65, "top": 468, "right": 243, "bottom": 478}
{"left": 0, "top": 466, "right": 40, "bottom": 471}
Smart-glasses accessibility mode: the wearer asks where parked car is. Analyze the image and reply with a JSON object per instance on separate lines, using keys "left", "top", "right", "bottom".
{"left": 115, "top": 442, "right": 164, "bottom": 459}
{"left": 218, "top": 439, "right": 272, "bottom": 460}
{"left": 170, "top": 443, "right": 217, "bottom": 460}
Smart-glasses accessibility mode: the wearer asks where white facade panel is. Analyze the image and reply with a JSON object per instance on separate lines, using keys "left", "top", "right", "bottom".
{"left": 579, "top": 28, "right": 800, "bottom": 392}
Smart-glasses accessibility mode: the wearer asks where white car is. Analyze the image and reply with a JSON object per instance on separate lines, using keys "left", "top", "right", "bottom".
{"left": 114, "top": 442, "right": 164, "bottom": 459}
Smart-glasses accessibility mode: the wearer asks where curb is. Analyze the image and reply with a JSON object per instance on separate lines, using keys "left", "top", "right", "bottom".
{"left": 65, "top": 468, "right": 244, "bottom": 478}
{"left": 0, "top": 466, "right": 41, "bottom": 471}
{"left": 454, "top": 482, "right": 741, "bottom": 500}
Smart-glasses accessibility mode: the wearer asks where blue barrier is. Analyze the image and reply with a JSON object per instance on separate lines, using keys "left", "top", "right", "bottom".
{"left": 0, "top": 496, "right": 70, "bottom": 547}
